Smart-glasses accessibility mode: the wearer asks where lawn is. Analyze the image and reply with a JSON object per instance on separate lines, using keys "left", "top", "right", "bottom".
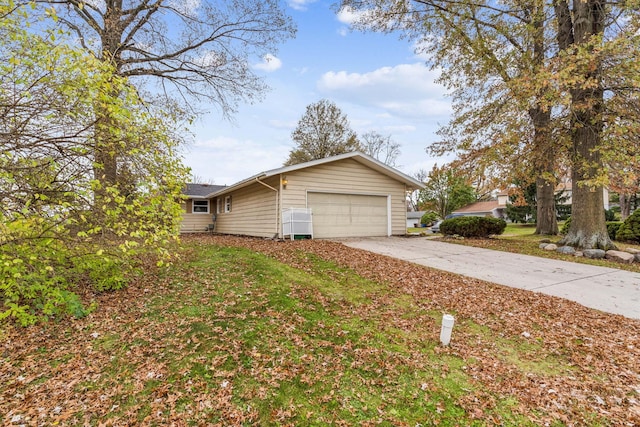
{"left": 1, "top": 235, "right": 639, "bottom": 426}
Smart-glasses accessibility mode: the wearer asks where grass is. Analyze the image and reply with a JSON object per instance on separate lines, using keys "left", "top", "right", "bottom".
{"left": 2, "top": 240, "right": 575, "bottom": 426}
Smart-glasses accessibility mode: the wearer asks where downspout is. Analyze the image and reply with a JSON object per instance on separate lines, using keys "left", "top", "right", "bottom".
{"left": 255, "top": 177, "right": 280, "bottom": 238}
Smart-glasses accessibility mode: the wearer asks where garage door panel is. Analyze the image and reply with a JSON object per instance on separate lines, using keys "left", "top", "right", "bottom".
{"left": 308, "top": 193, "right": 388, "bottom": 238}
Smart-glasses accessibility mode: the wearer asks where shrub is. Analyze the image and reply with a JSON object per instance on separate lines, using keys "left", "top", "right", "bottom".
{"left": 439, "top": 216, "right": 507, "bottom": 238}
{"left": 604, "top": 209, "right": 616, "bottom": 221}
{"left": 420, "top": 211, "right": 438, "bottom": 226}
{"left": 616, "top": 210, "right": 640, "bottom": 243}
{"left": 606, "top": 222, "right": 623, "bottom": 241}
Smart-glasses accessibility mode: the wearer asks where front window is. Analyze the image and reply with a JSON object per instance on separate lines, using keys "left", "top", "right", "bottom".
{"left": 224, "top": 196, "right": 232, "bottom": 213}
{"left": 192, "top": 200, "right": 209, "bottom": 214}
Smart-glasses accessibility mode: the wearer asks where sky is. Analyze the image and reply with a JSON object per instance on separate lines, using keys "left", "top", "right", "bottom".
{"left": 183, "top": 0, "right": 453, "bottom": 186}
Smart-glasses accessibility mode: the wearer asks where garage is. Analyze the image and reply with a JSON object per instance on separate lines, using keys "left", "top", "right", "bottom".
{"left": 307, "top": 192, "right": 389, "bottom": 238}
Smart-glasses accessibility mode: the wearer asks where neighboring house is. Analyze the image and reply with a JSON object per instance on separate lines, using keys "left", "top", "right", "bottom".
{"left": 180, "top": 151, "right": 425, "bottom": 238}
{"left": 406, "top": 211, "right": 426, "bottom": 228}
{"left": 555, "top": 180, "right": 610, "bottom": 210}
{"left": 451, "top": 180, "right": 611, "bottom": 221}
{"left": 451, "top": 200, "right": 507, "bottom": 219}
{"left": 181, "top": 183, "right": 226, "bottom": 232}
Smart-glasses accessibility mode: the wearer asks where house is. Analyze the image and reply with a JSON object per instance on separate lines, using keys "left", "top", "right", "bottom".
{"left": 450, "top": 198, "right": 507, "bottom": 219}
{"left": 180, "top": 152, "right": 425, "bottom": 238}
{"left": 555, "top": 180, "right": 610, "bottom": 210}
{"left": 181, "top": 183, "right": 226, "bottom": 232}
{"left": 406, "top": 211, "right": 426, "bottom": 228}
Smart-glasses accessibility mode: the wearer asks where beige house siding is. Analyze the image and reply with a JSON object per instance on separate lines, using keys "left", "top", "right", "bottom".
{"left": 180, "top": 200, "right": 213, "bottom": 233}
{"left": 280, "top": 158, "right": 407, "bottom": 236}
{"left": 213, "top": 176, "right": 280, "bottom": 238}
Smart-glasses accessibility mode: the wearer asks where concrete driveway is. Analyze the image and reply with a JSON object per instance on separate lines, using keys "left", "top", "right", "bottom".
{"left": 341, "top": 236, "right": 640, "bottom": 320}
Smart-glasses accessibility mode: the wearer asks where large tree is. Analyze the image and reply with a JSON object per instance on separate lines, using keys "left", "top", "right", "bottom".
{"left": 37, "top": 0, "right": 295, "bottom": 192}
{"left": 417, "top": 164, "right": 476, "bottom": 219}
{"left": 0, "top": 1, "right": 189, "bottom": 324}
{"left": 342, "top": 0, "right": 639, "bottom": 247}
{"left": 343, "top": 0, "right": 562, "bottom": 235}
{"left": 360, "top": 131, "right": 401, "bottom": 167}
{"left": 285, "top": 99, "right": 360, "bottom": 166}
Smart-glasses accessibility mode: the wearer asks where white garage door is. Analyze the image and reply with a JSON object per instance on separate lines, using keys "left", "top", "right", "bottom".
{"left": 307, "top": 192, "right": 389, "bottom": 238}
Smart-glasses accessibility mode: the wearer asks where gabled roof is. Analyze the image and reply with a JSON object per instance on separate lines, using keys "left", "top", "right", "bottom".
{"left": 206, "top": 151, "right": 425, "bottom": 197}
{"left": 453, "top": 200, "right": 504, "bottom": 214}
{"left": 184, "top": 183, "right": 226, "bottom": 198}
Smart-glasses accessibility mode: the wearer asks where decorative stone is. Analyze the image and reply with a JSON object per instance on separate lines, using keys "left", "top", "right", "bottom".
{"left": 605, "top": 250, "right": 635, "bottom": 264}
{"left": 583, "top": 249, "right": 606, "bottom": 259}
{"left": 574, "top": 251, "right": 583, "bottom": 257}
{"left": 540, "top": 238, "right": 551, "bottom": 244}
{"left": 625, "top": 247, "right": 640, "bottom": 255}
{"left": 539, "top": 243, "right": 549, "bottom": 249}
{"left": 543, "top": 244, "right": 558, "bottom": 251}
{"left": 635, "top": 253, "right": 640, "bottom": 263}
{"left": 556, "top": 246, "right": 576, "bottom": 255}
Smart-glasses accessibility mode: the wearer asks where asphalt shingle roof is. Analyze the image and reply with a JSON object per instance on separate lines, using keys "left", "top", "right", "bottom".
{"left": 184, "top": 183, "right": 226, "bottom": 198}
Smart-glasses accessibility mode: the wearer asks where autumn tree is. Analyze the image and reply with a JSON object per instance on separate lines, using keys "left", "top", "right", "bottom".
{"left": 417, "top": 164, "right": 476, "bottom": 219}
{"left": 360, "top": 131, "right": 401, "bottom": 167}
{"left": 0, "top": 1, "right": 189, "bottom": 325}
{"left": 37, "top": 0, "right": 295, "bottom": 193}
{"left": 341, "top": 0, "right": 639, "bottom": 248}
{"left": 342, "top": 0, "right": 562, "bottom": 235}
{"left": 285, "top": 99, "right": 360, "bottom": 166}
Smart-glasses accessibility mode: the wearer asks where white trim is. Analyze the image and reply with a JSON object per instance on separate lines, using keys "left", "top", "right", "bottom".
{"left": 387, "top": 195, "right": 392, "bottom": 236}
{"left": 192, "top": 199, "right": 210, "bottom": 214}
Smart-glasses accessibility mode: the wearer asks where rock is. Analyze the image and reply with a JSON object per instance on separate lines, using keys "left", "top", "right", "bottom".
{"left": 539, "top": 238, "right": 551, "bottom": 244}
{"left": 556, "top": 246, "right": 576, "bottom": 255}
{"left": 574, "top": 251, "right": 584, "bottom": 257}
{"left": 583, "top": 249, "right": 606, "bottom": 259}
{"left": 636, "top": 253, "right": 640, "bottom": 263}
{"left": 605, "top": 250, "right": 635, "bottom": 264}
{"left": 543, "top": 244, "right": 558, "bottom": 251}
{"left": 625, "top": 247, "right": 640, "bottom": 255}
{"left": 539, "top": 243, "right": 549, "bottom": 249}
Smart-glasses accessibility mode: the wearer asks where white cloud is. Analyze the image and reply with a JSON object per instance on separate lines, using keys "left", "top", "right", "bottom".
{"left": 317, "top": 63, "right": 450, "bottom": 118}
{"left": 336, "top": 6, "right": 362, "bottom": 25}
{"left": 254, "top": 54, "right": 282, "bottom": 72}
{"left": 169, "top": 0, "right": 201, "bottom": 17}
{"left": 288, "top": 0, "right": 316, "bottom": 11}
{"left": 185, "top": 136, "right": 289, "bottom": 185}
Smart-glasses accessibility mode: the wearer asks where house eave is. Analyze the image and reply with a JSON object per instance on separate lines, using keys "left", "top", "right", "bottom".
{"left": 205, "top": 151, "right": 425, "bottom": 198}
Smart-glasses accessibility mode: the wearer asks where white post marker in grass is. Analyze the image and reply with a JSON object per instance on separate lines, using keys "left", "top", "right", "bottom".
{"left": 440, "top": 314, "right": 455, "bottom": 346}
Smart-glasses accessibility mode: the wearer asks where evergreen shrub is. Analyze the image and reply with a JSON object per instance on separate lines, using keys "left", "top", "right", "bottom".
{"left": 439, "top": 216, "right": 506, "bottom": 238}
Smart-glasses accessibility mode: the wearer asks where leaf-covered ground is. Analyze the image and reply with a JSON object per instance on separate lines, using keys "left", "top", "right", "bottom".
{"left": 1, "top": 234, "right": 639, "bottom": 426}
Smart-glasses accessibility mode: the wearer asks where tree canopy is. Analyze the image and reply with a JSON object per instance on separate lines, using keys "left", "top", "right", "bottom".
{"left": 285, "top": 99, "right": 360, "bottom": 166}
{"left": 341, "top": 0, "right": 640, "bottom": 248}
{"left": 417, "top": 164, "right": 476, "bottom": 219}
{"left": 0, "top": 1, "right": 189, "bottom": 325}
{"left": 360, "top": 131, "right": 401, "bottom": 167}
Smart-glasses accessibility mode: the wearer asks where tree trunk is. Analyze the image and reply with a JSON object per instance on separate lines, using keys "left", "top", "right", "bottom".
{"left": 530, "top": 6, "right": 558, "bottom": 236}
{"left": 555, "top": 0, "right": 614, "bottom": 249}
{"left": 529, "top": 106, "right": 557, "bottom": 235}
{"left": 620, "top": 193, "right": 631, "bottom": 220}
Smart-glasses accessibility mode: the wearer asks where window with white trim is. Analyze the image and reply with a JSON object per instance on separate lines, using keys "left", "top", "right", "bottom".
{"left": 192, "top": 200, "right": 209, "bottom": 214}
{"left": 224, "top": 195, "right": 232, "bottom": 213}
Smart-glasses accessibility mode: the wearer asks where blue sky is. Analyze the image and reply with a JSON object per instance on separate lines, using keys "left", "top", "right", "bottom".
{"left": 183, "top": 0, "right": 453, "bottom": 185}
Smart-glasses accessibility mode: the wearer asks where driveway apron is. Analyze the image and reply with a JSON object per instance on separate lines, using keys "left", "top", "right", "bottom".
{"left": 341, "top": 237, "right": 640, "bottom": 320}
